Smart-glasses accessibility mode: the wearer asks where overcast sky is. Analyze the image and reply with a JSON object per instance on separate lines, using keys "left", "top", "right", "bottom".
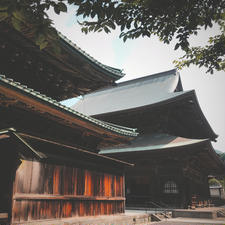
{"left": 48, "top": 8, "right": 225, "bottom": 152}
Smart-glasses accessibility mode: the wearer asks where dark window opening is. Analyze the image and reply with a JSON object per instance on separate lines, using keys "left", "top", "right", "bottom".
{"left": 164, "top": 181, "right": 178, "bottom": 194}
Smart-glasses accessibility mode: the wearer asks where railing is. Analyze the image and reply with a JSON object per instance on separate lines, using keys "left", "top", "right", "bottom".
{"left": 126, "top": 195, "right": 175, "bottom": 215}
{"left": 144, "top": 200, "right": 176, "bottom": 217}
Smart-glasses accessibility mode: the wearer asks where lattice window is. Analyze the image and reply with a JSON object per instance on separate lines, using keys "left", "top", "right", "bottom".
{"left": 164, "top": 181, "right": 178, "bottom": 193}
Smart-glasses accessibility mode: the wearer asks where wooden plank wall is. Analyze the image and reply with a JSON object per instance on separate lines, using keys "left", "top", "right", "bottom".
{"left": 12, "top": 160, "right": 124, "bottom": 222}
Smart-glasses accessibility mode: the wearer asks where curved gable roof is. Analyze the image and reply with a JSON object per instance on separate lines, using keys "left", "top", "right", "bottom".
{"left": 71, "top": 69, "right": 217, "bottom": 141}
{"left": 99, "top": 133, "right": 225, "bottom": 175}
{"left": 0, "top": 22, "right": 124, "bottom": 101}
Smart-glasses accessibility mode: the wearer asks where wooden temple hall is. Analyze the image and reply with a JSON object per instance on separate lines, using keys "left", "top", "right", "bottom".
{"left": 72, "top": 69, "right": 225, "bottom": 208}
{"left": 0, "top": 20, "right": 225, "bottom": 225}
{"left": 0, "top": 22, "right": 139, "bottom": 224}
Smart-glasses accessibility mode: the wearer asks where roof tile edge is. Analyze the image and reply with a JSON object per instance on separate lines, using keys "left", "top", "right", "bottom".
{"left": 58, "top": 32, "right": 125, "bottom": 79}
{"left": 0, "top": 74, "right": 138, "bottom": 137}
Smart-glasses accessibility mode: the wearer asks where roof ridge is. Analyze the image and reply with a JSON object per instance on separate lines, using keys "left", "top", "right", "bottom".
{"left": 82, "top": 68, "right": 178, "bottom": 97}
{"left": 0, "top": 74, "right": 138, "bottom": 137}
{"left": 116, "top": 69, "right": 177, "bottom": 87}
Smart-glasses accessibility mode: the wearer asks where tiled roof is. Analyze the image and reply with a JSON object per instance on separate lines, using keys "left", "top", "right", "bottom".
{"left": 71, "top": 69, "right": 217, "bottom": 141}
{"left": 99, "top": 133, "right": 225, "bottom": 174}
{"left": 58, "top": 32, "right": 125, "bottom": 78}
{"left": 0, "top": 74, "right": 138, "bottom": 137}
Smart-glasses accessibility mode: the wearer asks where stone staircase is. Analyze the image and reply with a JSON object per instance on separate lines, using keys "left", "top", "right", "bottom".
{"left": 151, "top": 211, "right": 172, "bottom": 222}
{"left": 217, "top": 208, "right": 225, "bottom": 218}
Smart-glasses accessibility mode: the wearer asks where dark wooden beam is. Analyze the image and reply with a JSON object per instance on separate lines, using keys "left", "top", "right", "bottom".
{"left": 13, "top": 193, "right": 125, "bottom": 201}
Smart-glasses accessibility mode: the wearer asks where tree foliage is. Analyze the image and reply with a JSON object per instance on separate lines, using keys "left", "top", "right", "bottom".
{"left": 0, "top": 0, "right": 224, "bottom": 73}
{"left": 174, "top": 20, "right": 225, "bottom": 73}
{"left": 208, "top": 177, "right": 221, "bottom": 186}
{"left": 72, "top": 0, "right": 225, "bottom": 74}
{"left": 209, "top": 177, "right": 225, "bottom": 189}
{"left": 0, "top": 0, "right": 68, "bottom": 51}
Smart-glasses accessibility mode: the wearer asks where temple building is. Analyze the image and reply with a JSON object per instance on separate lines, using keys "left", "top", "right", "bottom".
{"left": 0, "top": 22, "right": 138, "bottom": 225}
{"left": 72, "top": 69, "right": 225, "bottom": 208}
{"left": 1, "top": 17, "right": 224, "bottom": 225}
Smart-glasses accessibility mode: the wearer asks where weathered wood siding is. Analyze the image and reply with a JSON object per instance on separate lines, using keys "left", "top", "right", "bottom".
{"left": 12, "top": 160, "right": 124, "bottom": 222}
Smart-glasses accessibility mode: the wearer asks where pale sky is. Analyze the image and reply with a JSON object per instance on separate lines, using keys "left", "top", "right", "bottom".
{"left": 48, "top": 8, "right": 225, "bottom": 152}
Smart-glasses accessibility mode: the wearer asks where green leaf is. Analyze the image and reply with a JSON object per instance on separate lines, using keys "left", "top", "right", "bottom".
{"left": 0, "top": 12, "right": 8, "bottom": 22}
{"left": 104, "top": 26, "right": 110, "bottom": 33}
{"left": 94, "top": 24, "right": 101, "bottom": 32}
{"left": 123, "top": 35, "right": 128, "bottom": 42}
{"left": 11, "top": 17, "right": 21, "bottom": 31}
{"left": 88, "top": 25, "right": 95, "bottom": 32}
{"left": 0, "top": 6, "right": 8, "bottom": 11}
{"left": 121, "top": 23, "right": 125, "bottom": 31}
{"left": 57, "top": 2, "right": 67, "bottom": 12}
{"left": 12, "top": 10, "right": 25, "bottom": 21}
{"left": 52, "top": 44, "right": 61, "bottom": 55}
{"left": 54, "top": 5, "right": 60, "bottom": 15}
{"left": 90, "top": 10, "right": 96, "bottom": 18}
{"left": 108, "top": 21, "right": 116, "bottom": 29}
{"left": 174, "top": 43, "right": 180, "bottom": 50}
{"left": 35, "top": 34, "right": 46, "bottom": 45}
{"left": 68, "top": 0, "right": 75, "bottom": 4}
{"left": 40, "top": 41, "right": 48, "bottom": 50}
{"left": 81, "top": 27, "right": 88, "bottom": 34}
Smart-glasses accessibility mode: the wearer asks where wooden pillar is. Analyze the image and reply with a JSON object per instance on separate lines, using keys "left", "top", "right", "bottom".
{"left": 153, "top": 166, "right": 160, "bottom": 202}
{"left": 122, "top": 172, "right": 125, "bottom": 212}
{"left": 180, "top": 177, "right": 190, "bottom": 208}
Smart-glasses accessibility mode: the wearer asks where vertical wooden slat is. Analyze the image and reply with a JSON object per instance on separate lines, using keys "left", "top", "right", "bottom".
{"left": 108, "top": 175, "right": 112, "bottom": 197}
{"left": 104, "top": 174, "right": 109, "bottom": 197}
{"left": 53, "top": 166, "right": 60, "bottom": 195}
{"left": 30, "top": 161, "right": 41, "bottom": 194}
{"left": 79, "top": 202, "right": 84, "bottom": 216}
{"left": 63, "top": 165, "right": 69, "bottom": 195}
{"left": 77, "top": 168, "right": 84, "bottom": 195}
{"left": 120, "top": 176, "right": 123, "bottom": 197}
{"left": 12, "top": 160, "right": 125, "bottom": 222}
{"left": 72, "top": 168, "right": 77, "bottom": 196}
{"left": 12, "top": 200, "right": 20, "bottom": 222}
{"left": 84, "top": 170, "right": 92, "bottom": 196}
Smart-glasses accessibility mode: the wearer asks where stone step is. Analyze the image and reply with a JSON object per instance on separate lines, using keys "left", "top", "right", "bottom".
{"left": 172, "top": 207, "right": 225, "bottom": 219}
{"left": 217, "top": 209, "right": 225, "bottom": 218}
{"left": 151, "top": 212, "right": 172, "bottom": 222}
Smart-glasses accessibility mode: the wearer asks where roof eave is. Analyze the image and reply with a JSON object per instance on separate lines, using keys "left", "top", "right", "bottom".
{"left": 0, "top": 74, "right": 138, "bottom": 138}
{"left": 58, "top": 32, "right": 125, "bottom": 80}
{"left": 99, "top": 138, "right": 209, "bottom": 155}
{"left": 92, "top": 90, "right": 217, "bottom": 141}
